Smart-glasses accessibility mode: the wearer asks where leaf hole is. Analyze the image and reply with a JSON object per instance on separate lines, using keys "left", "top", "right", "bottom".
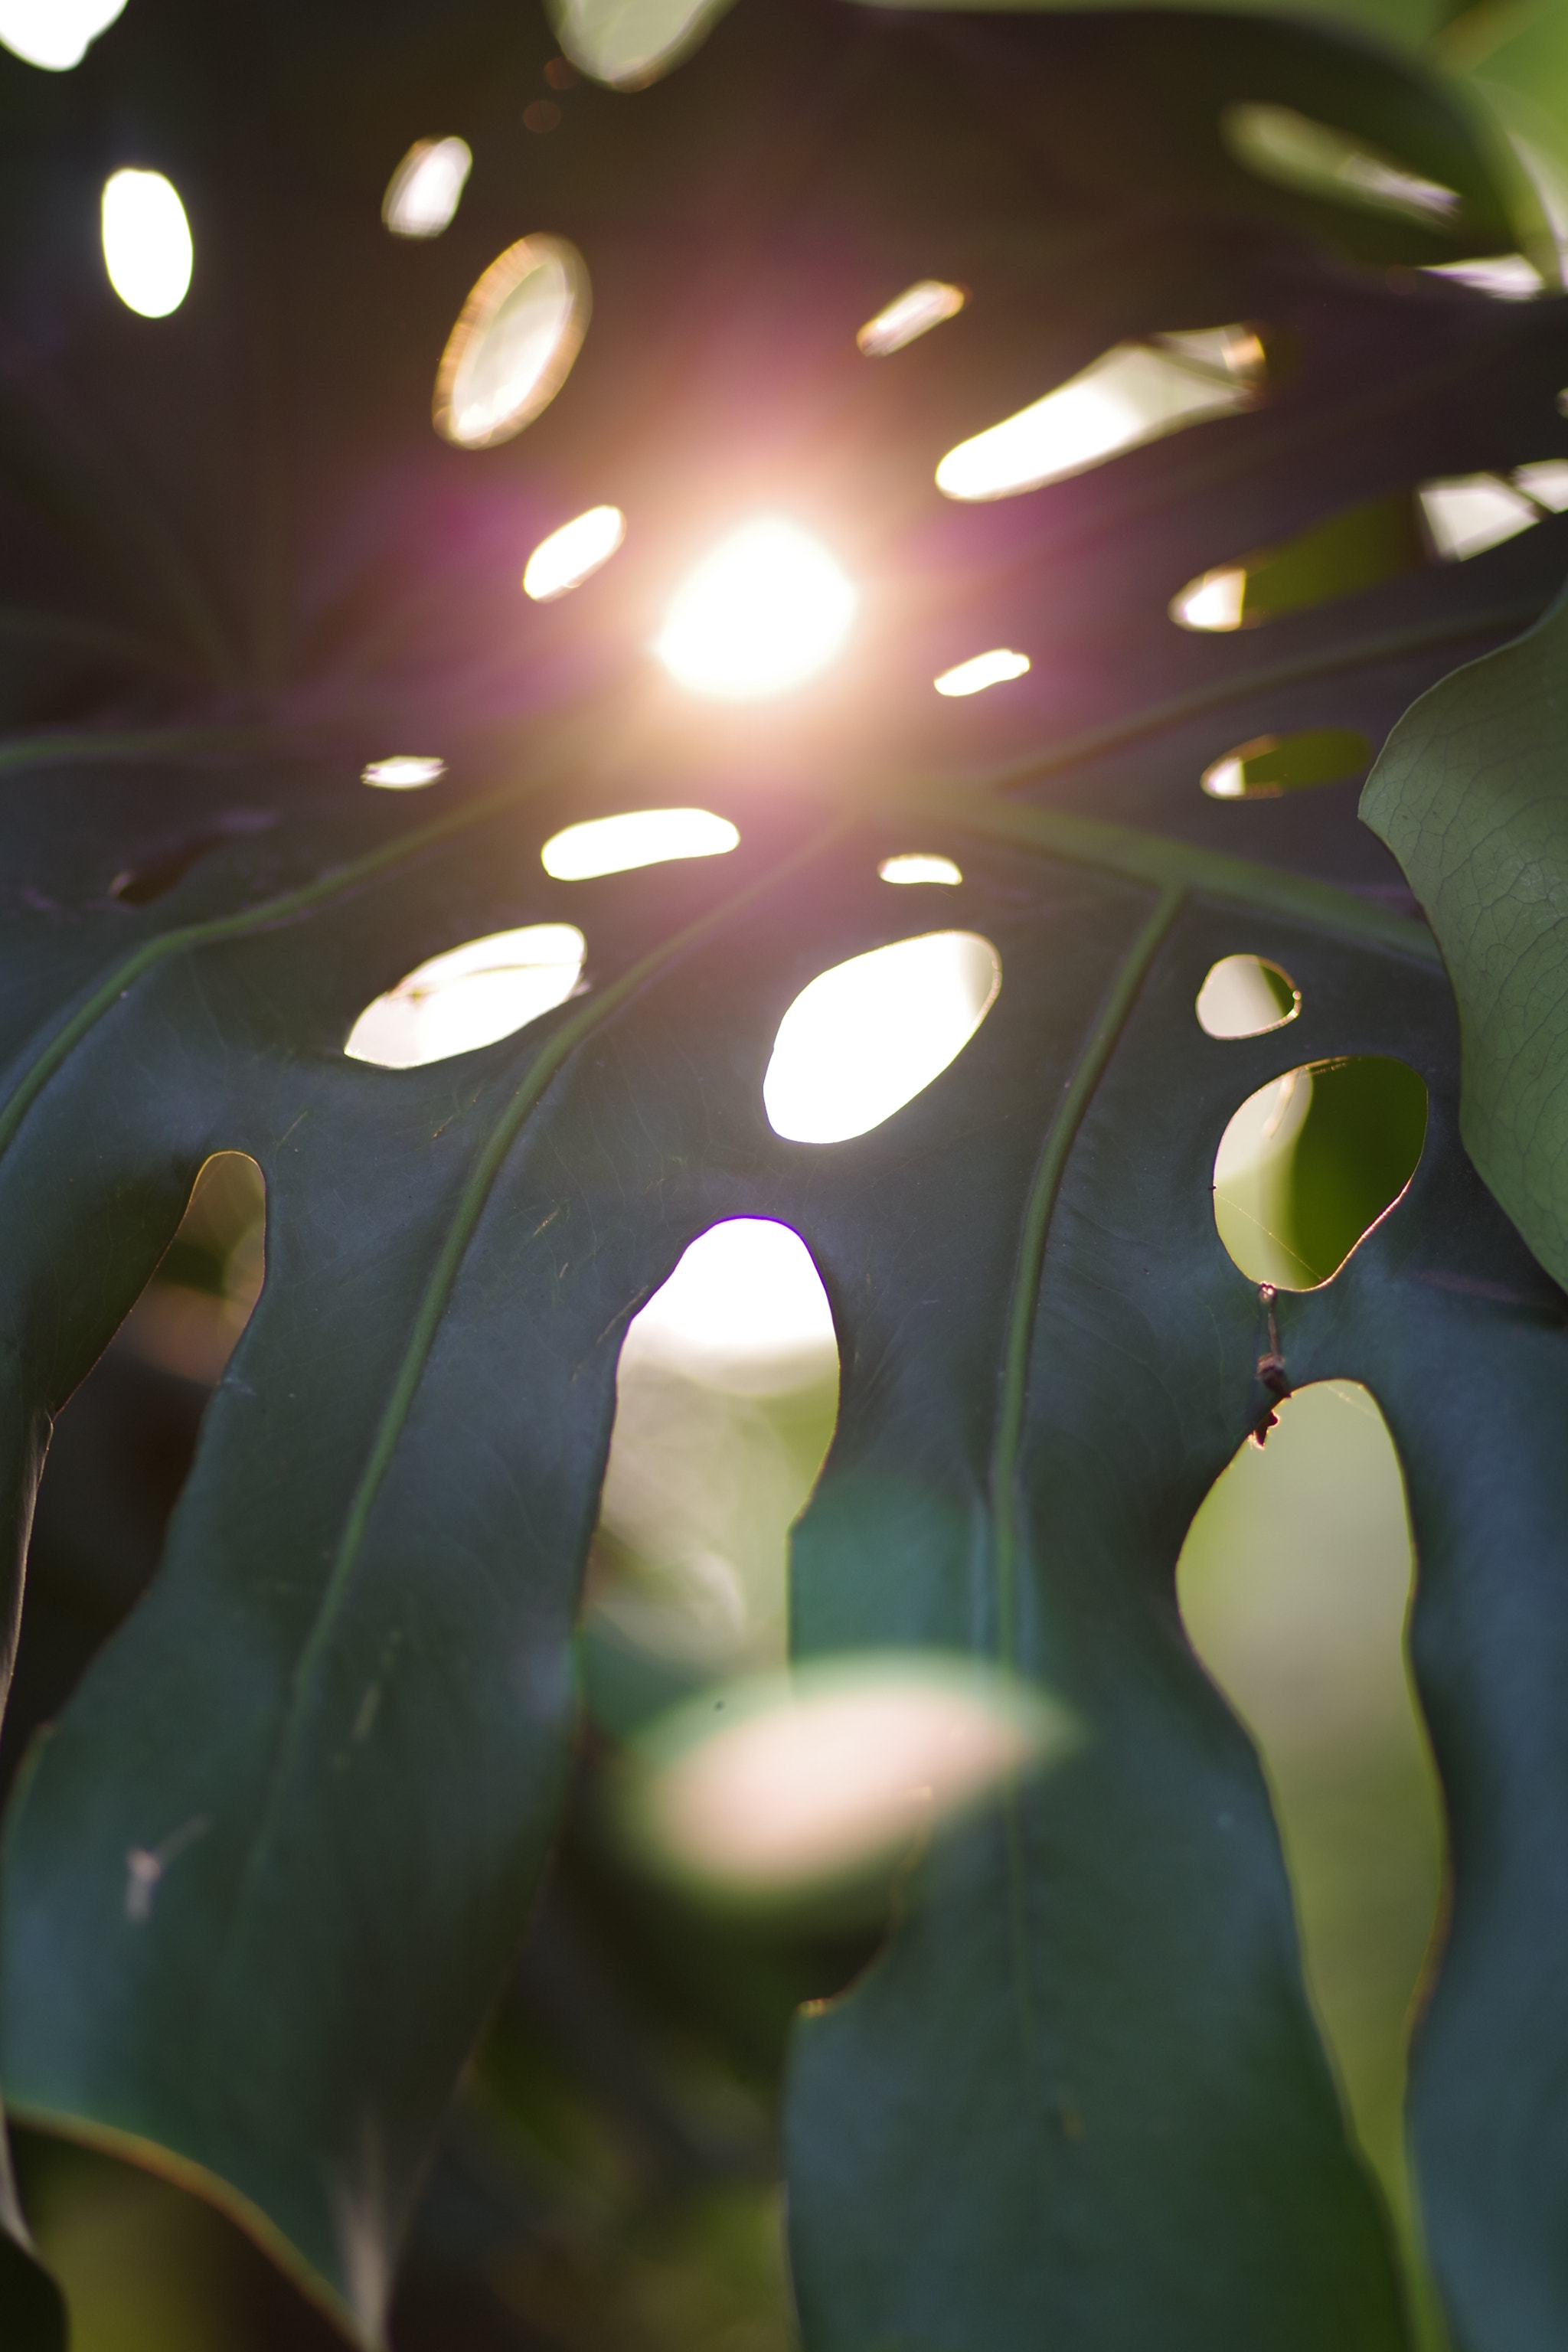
{"left": 541, "top": 807, "right": 738, "bottom": 880}
{"left": 1214, "top": 1056, "right": 1427, "bottom": 1290}
{"left": 118, "top": 1152, "right": 267, "bottom": 1387}
{"left": 856, "top": 279, "right": 965, "bottom": 357}
{"left": 878, "top": 854, "right": 962, "bottom": 887}
{"left": 583, "top": 1219, "right": 840, "bottom": 1688}
{"left": 1173, "top": 492, "right": 1427, "bottom": 630}
{"left": 381, "top": 138, "right": 471, "bottom": 239}
{"left": 935, "top": 325, "right": 1264, "bottom": 501}
{"left": 1195, "top": 956, "right": 1300, "bottom": 1038}
{"left": 345, "top": 924, "right": 585, "bottom": 1068}
{"left": 1221, "top": 101, "right": 1461, "bottom": 223}
{"left": 763, "top": 931, "right": 1000, "bottom": 1145}
{"left": 1177, "top": 1380, "right": 1446, "bottom": 2249}
{"left": 433, "top": 234, "right": 590, "bottom": 450}
{"left": 1202, "top": 729, "right": 1370, "bottom": 801}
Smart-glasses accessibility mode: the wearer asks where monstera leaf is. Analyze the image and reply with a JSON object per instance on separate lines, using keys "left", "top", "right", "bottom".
{"left": 2, "top": 2, "right": 1568, "bottom": 2347}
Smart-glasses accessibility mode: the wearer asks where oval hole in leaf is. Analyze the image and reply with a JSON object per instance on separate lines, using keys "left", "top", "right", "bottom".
{"left": 583, "top": 1220, "right": 838, "bottom": 1688}
{"left": 523, "top": 504, "right": 626, "bottom": 600}
{"left": 433, "top": 235, "right": 590, "bottom": 450}
{"left": 0, "top": 0, "right": 126, "bottom": 70}
{"left": 935, "top": 328, "right": 1262, "bottom": 501}
{"left": 1173, "top": 492, "right": 1426, "bottom": 630}
{"left": 879, "top": 854, "right": 961, "bottom": 887}
{"left": 101, "top": 168, "right": 193, "bottom": 318}
{"left": 933, "top": 648, "right": 1029, "bottom": 697}
{"left": 361, "top": 754, "right": 445, "bottom": 790}
{"left": 764, "top": 931, "right": 1000, "bottom": 1145}
{"left": 625, "top": 1654, "right": 1068, "bottom": 1904}
{"left": 345, "top": 924, "right": 584, "bottom": 1069}
{"left": 1202, "top": 729, "right": 1370, "bottom": 801}
{"left": 118, "top": 1152, "right": 266, "bottom": 1386}
{"left": 857, "top": 279, "right": 965, "bottom": 358}
{"left": 541, "top": 807, "right": 737, "bottom": 880}
{"left": 1214, "top": 1056, "right": 1427, "bottom": 1290}
{"left": 381, "top": 137, "right": 471, "bottom": 239}
{"left": 1196, "top": 956, "right": 1300, "bottom": 1039}
{"left": 1177, "top": 1380, "right": 1445, "bottom": 2250}
{"left": 550, "top": 0, "right": 733, "bottom": 90}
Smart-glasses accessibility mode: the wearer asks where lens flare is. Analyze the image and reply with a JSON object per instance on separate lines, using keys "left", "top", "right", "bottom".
{"left": 655, "top": 519, "right": 858, "bottom": 701}
{"left": 102, "top": 169, "right": 193, "bottom": 318}
{"left": 523, "top": 504, "right": 626, "bottom": 600}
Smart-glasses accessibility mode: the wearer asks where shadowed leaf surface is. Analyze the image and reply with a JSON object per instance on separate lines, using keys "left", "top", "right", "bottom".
{"left": 0, "top": 4, "right": 1567, "bottom": 2349}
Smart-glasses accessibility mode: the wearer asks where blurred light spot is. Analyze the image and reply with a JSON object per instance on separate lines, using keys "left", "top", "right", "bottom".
{"left": 523, "top": 504, "right": 626, "bottom": 599}
{"left": 551, "top": 0, "right": 733, "bottom": 88}
{"left": 524, "top": 98, "right": 561, "bottom": 133}
{"left": 433, "top": 234, "right": 589, "bottom": 450}
{"left": 622, "top": 1218, "right": 837, "bottom": 1393}
{"left": 936, "top": 328, "right": 1262, "bottom": 501}
{"left": 0, "top": 0, "right": 125, "bottom": 69}
{"left": 857, "top": 279, "right": 965, "bottom": 357}
{"left": 655, "top": 519, "right": 857, "bottom": 701}
{"left": 1419, "top": 465, "right": 1568, "bottom": 560}
{"left": 119, "top": 1152, "right": 266, "bottom": 1386}
{"left": 361, "top": 754, "right": 445, "bottom": 790}
{"left": 1223, "top": 102, "right": 1460, "bottom": 222}
{"left": 880, "top": 853, "right": 961, "bottom": 887}
{"left": 1196, "top": 955, "right": 1300, "bottom": 1039}
{"left": 1425, "top": 254, "right": 1543, "bottom": 299}
{"left": 1177, "top": 1381, "right": 1442, "bottom": 2224}
{"left": 1214, "top": 1057, "right": 1427, "bottom": 1290}
{"left": 934, "top": 648, "right": 1029, "bottom": 697}
{"left": 382, "top": 137, "right": 472, "bottom": 238}
{"left": 765, "top": 931, "right": 999, "bottom": 1145}
{"left": 1172, "top": 567, "right": 1246, "bottom": 631}
{"left": 544, "top": 55, "right": 577, "bottom": 88}
{"left": 345, "top": 924, "right": 584, "bottom": 1068}
{"left": 541, "top": 806, "right": 737, "bottom": 879}
{"left": 629, "top": 1655, "right": 1068, "bottom": 1897}
{"left": 1202, "top": 728, "right": 1370, "bottom": 800}
{"left": 101, "top": 169, "right": 192, "bottom": 318}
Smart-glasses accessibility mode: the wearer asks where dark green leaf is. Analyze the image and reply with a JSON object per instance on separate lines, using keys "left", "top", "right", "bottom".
{"left": 0, "top": 4, "right": 1566, "bottom": 2347}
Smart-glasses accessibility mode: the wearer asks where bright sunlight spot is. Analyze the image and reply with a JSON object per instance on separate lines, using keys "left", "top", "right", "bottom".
{"left": 629, "top": 1655, "right": 1067, "bottom": 1899}
{"left": 935, "top": 329, "right": 1261, "bottom": 501}
{"left": 933, "top": 648, "right": 1030, "bottom": 697}
{"left": 0, "top": 0, "right": 124, "bottom": 69}
{"left": 764, "top": 931, "right": 999, "bottom": 1145}
{"left": 621, "top": 1219, "right": 838, "bottom": 1393}
{"left": 101, "top": 168, "right": 192, "bottom": 318}
{"left": 879, "top": 854, "right": 962, "bottom": 886}
{"left": 655, "top": 519, "right": 858, "bottom": 701}
{"left": 434, "top": 235, "right": 589, "bottom": 449}
{"left": 523, "top": 503, "right": 626, "bottom": 600}
{"left": 345, "top": 923, "right": 584, "bottom": 1068}
{"left": 1195, "top": 954, "right": 1299, "bottom": 1039}
{"left": 382, "top": 137, "right": 472, "bottom": 238}
{"left": 361, "top": 754, "right": 446, "bottom": 790}
{"left": 541, "top": 806, "right": 738, "bottom": 880}
{"left": 857, "top": 279, "right": 966, "bottom": 357}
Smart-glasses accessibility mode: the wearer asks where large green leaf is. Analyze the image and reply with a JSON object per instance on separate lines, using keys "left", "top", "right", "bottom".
{"left": 1361, "top": 590, "right": 1568, "bottom": 1295}
{"left": 1, "top": 2, "right": 1568, "bottom": 2346}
